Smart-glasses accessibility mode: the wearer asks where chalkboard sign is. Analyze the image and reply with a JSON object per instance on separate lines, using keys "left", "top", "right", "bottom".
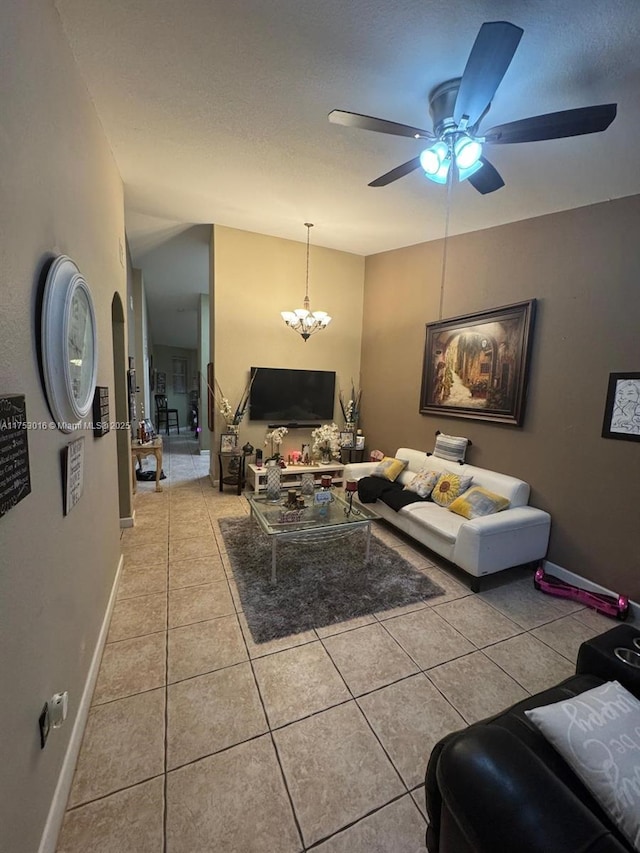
{"left": 0, "top": 394, "right": 32, "bottom": 518}
{"left": 93, "top": 386, "right": 110, "bottom": 437}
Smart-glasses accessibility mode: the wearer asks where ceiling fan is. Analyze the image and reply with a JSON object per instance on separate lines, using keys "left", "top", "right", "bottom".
{"left": 329, "top": 21, "right": 617, "bottom": 194}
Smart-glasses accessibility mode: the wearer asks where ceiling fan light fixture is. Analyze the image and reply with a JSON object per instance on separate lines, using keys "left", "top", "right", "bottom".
{"left": 419, "top": 141, "right": 448, "bottom": 175}
{"left": 424, "top": 155, "right": 451, "bottom": 185}
{"left": 457, "top": 159, "right": 484, "bottom": 182}
{"left": 454, "top": 136, "right": 483, "bottom": 169}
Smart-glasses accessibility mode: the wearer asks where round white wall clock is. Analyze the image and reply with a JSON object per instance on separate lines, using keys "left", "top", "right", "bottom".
{"left": 41, "top": 255, "right": 98, "bottom": 433}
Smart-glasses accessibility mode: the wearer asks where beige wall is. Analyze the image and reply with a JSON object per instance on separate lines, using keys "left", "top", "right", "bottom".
{"left": 362, "top": 195, "right": 640, "bottom": 600}
{"left": 0, "top": 1, "right": 126, "bottom": 850}
{"left": 213, "top": 226, "right": 365, "bottom": 463}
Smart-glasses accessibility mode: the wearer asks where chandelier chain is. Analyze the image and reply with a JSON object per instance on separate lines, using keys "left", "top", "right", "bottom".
{"left": 304, "top": 222, "right": 312, "bottom": 301}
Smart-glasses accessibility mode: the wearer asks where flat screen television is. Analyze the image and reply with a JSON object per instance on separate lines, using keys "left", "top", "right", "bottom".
{"left": 249, "top": 367, "right": 335, "bottom": 422}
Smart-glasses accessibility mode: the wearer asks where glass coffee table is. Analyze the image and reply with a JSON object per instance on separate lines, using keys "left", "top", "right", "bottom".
{"left": 246, "top": 490, "right": 379, "bottom": 582}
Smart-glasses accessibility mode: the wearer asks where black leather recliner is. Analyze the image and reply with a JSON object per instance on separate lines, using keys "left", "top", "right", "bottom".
{"left": 425, "top": 625, "right": 640, "bottom": 853}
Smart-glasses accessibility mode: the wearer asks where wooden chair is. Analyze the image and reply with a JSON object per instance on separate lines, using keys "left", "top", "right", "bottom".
{"left": 155, "top": 395, "right": 179, "bottom": 434}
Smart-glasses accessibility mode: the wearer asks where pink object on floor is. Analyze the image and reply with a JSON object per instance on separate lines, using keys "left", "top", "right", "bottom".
{"left": 534, "top": 566, "right": 629, "bottom": 621}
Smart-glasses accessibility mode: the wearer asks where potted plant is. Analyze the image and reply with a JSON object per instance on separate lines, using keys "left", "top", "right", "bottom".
{"left": 264, "top": 426, "right": 289, "bottom": 463}
{"left": 311, "top": 423, "right": 341, "bottom": 463}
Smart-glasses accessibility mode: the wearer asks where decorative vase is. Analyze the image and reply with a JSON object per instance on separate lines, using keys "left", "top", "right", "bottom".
{"left": 345, "top": 422, "right": 356, "bottom": 433}
{"left": 265, "top": 460, "right": 281, "bottom": 502}
{"left": 300, "top": 472, "right": 315, "bottom": 497}
{"left": 321, "top": 448, "right": 332, "bottom": 464}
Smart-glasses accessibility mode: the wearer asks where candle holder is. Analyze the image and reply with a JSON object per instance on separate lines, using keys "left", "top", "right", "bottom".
{"left": 344, "top": 478, "right": 360, "bottom": 516}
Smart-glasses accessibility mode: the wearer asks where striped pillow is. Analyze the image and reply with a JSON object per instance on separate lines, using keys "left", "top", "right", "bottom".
{"left": 433, "top": 433, "right": 469, "bottom": 464}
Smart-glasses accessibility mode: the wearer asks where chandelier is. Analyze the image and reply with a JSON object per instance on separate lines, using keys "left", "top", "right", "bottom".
{"left": 280, "top": 223, "right": 331, "bottom": 342}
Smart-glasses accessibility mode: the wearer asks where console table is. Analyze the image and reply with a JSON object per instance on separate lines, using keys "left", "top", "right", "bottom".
{"left": 131, "top": 437, "right": 163, "bottom": 493}
{"left": 246, "top": 461, "right": 344, "bottom": 494}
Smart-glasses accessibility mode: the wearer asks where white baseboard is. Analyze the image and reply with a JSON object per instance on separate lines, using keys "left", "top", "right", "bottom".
{"left": 38, "top": 554, "right": 124, "bottom": 853}
{"left": 209, "top": 471, "right": 217, "bottom": 489}
{"left": 119, "top": 512, "right": 135, "bottom": 528}
{"left": 198, "top": 448, "right": 210, "bottom": 457}
{"left": 544, "top": 559, "right": 639, "bottom": 624}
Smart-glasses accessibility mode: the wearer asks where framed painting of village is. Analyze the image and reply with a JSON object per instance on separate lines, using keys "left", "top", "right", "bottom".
{"left": 420, "top": 300, "right": 536, "bottom": 426}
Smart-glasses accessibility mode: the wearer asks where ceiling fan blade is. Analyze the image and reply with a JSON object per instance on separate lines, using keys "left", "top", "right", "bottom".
{"left": 453, "top": 21, "right": 524, "bottom": 127}
{"left": 483, "top": 103, "right": 617, "bottom": 144}
{"left": 329, "top": 109, "right": 434, "bottom": 140}
{"left": 467, "top": 156, "right": 505, "bottom": 194}
{"left": 369, "top": 156, "right": 422, "bottom": 187}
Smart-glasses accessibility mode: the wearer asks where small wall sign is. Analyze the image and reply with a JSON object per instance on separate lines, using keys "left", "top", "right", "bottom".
{"left": 93, "top": 386, "right": 110, "bottom": 437}
{"left": 0, "top": 394, "right": 32, "bottom": 518}
{"left": 63, "top": 437, "right": 85, "bottom": 516}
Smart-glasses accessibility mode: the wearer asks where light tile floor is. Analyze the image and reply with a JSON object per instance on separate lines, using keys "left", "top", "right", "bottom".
{"left": 56, "top": 435, "right": 614, "bottom": 853}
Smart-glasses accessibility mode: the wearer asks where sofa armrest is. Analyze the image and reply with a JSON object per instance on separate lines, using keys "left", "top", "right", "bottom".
{"left": 434, "top": 727, "right": 627, "bottom": 853}
{"left": 342, "top": 461, "right": 378, "bottom": 481}
{"left": 453, "top": 506, "right": 551, "bottom": 575}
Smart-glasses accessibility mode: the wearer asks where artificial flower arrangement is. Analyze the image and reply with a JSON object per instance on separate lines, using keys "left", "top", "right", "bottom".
{"left": 311, "top": 423, "right": 341, "bottom": 459}
{"left": 264, "top": 426, "right": 289, "bottom": 461}
{"left": 339, "top": 381, "right": 362, "bottom": 427}
{"left": 215, "top": 373, "right": 255, "bottom": 427}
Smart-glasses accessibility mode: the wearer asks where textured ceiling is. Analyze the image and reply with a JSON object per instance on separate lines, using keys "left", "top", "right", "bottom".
{"left": 54, "top": 0, "right": 640, "bottom": 261}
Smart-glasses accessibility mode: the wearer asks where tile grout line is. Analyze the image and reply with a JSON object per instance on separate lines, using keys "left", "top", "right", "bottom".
{"left": 163, "top": 435, "right": 173, "bottom": 853}
{"left": 230, "top": 554, "right": 308, "bottom": 853}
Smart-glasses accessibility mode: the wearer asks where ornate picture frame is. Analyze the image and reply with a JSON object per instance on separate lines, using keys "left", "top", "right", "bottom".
{"left": 339, "top": 430, "right": 355, "bottom": 448}
{"left": 601, "top": 372, "right": 640, "bottom": 442}
{"left": 220, "top": 432, "right": 238, "bottom": 453}
{"left": 420, "top": 300, "right": 536, "bottom": 426}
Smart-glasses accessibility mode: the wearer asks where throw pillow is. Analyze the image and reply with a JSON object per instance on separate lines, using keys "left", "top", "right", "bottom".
{"left": 525, "top": 680, "right": 640, "bottom": 851}
{"left": 431, "top": 472, "right": 473, "bottom": 507}
{"left": 404, "top": 469, "right": 440, "bottom": 498}
{"left": 433, "top": 432, "right": 469, "bottom": 464}
{"left": 371, "top": 456, "right": 408, "bottom": 482}
{"left": 448, "top": 486, "right": 510, "bottom": 519}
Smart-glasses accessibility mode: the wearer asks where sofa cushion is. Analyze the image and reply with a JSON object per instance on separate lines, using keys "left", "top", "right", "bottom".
{"left": 433, "top": 432, "right": 469, "bottom": 464}
{"left": 400, "top": 502, "right": 467, "bottom": 543}
{"left": 372, "top": 456, "right": 408, "bottom": 482}
{"left": 431, "top": 472, "right": 473, "bottom": 508}
{"left": 448, "top": 486, "right": 510, "bottom": 519}
{"left": 403, "top": 469, "right": 440, "bottom": 498}
{"left": 525, "top": 680, "right": 640, "bottom": 851}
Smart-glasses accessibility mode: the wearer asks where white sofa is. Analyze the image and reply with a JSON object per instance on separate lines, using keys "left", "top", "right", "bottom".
{"left": 344, "top": 447, "right": 551, "bottom": 590}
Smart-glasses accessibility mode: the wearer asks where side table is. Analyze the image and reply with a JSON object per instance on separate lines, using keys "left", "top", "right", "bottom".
{"left": 340, "top": 447, "right": 366, "bottom": 464}
{"left": 218, "top": 452, "right": 246, "bottom": 495}
{"left": 577, "top": 623, "right": 640, "bottom": 694}
{"left": 131, "top": 437, "right": 163, "bottom": 493}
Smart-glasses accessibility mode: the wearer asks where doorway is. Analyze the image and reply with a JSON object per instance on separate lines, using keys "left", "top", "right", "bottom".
{"left": 112, "top": 293, "right": 133, "bottom": 524}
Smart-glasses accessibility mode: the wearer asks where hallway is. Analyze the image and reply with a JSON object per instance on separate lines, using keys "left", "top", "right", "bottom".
{"left": 55, "top": 436, "right": 611, "bottom": 852}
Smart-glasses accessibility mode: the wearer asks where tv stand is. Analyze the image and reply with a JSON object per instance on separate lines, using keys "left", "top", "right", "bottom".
{"left": 267, "top": 422, "right": 321, "bottom": 429}
{"left": 246, "top": 462, "right": 344, "bottom": 494}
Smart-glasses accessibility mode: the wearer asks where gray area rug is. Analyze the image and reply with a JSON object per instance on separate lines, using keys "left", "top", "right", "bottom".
{"left": 219, "top": 516, "right": 444, "bottom": 643}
